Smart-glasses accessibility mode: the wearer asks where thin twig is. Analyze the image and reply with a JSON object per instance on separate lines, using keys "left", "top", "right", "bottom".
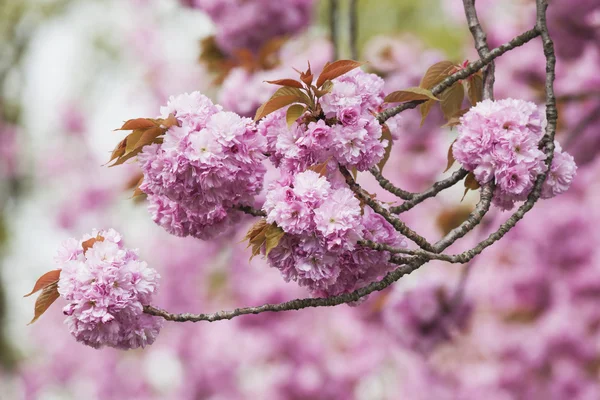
{"left": 338, "top": 166, "right": 435, "bottom": 251}
{"left": 142, "top": 2, "right": 556, "bottom": 324}
{"left": 376, "top": 27, "right": 540, "bottom": 124}
{"left": 234, "top": 204, "right": 266, "bottom": 217}
{"left": 349, "top": 0, "right": 358, "bottom": 60}
{"left": 329, "top": 0, "right": 339, "bottom": 60}
{"left": 389, "top": 168, "right": 469, "bottom": 214}
{"left": 462, "top": 0, "right": 495, "bottom": 99}
{"left": 368, "top": 167, "right": 415, "bottom": 200}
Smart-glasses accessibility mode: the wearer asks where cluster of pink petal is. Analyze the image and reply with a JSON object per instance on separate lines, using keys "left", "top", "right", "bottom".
{"left": 258, "top": 69, "right": 388, "bottom": 174}
{"left": 183, "top": 0, "right": 315, "bottom": 55}
{"left": 56, "top": 229, "right": 162, "bottom": 350}
{"left": 138, "top": 92, "right": 267, "bottom": 239}
{"left": 453, "top": 98, "right": 576, "bottom": 210}
{"left": 263, "top": 170, "right": 406, "bottom": 296}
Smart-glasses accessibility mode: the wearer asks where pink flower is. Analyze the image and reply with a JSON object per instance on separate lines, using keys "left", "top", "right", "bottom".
{"left": 542, "top": 142, "right": 577, "bottom": 199}
{"left": 138, "top": 92, "right": 267, "bottom": 239}
{"left": 453, "top": 98, "right": 575, "bottom": 210}
{"left": 57, "top": 229, "right": 162, "bottom": 349}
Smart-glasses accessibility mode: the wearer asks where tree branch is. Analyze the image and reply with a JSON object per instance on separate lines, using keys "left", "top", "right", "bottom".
{"left": 368, "top": 167, "right": 415, "bottom": 200}
{"left": 462, "top": 0, "right": 495, "bottom": 99}
{"left": 376, "top": 27, "right": 539, "bottom": 123}
{"left": 349, "top": 0, "right": 358, "bottom": 60}
{"left": 142, "top": 1, "right": 556, "bottom": 324}
{"left": 329, "top": 0, "right": 339, "bottom": 60}
{"left": 389, "top": 168, "right": 469, "bottom": 214}
{"left": 234, "top": 204, "right": 266, "bottom": 217}
{"left": 338, "top": 166, "right": 435, "bottom": 251}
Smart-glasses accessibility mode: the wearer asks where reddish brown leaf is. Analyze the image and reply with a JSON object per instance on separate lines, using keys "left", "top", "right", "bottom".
{"left": 82, "top": 235, "right": 105, "bottom": 254}
{"left": 384, "top": 87, "right": 439, "bottom": 103}
{"left": 466, "top": 73, "right": 484, "bottom": 105}
{"left": 109, "top": 140, "right": 127, "bottom": 163}
{"left": 461, "top": 172, "right": 481, "bottom": 201}
{"left": 266, "top": 79, "right": 303, "bottom": 88}
{"left": 440, "top": 83, "right": 465, "bottom": 121}
{"left": 316, "top": 60, "right": 364, "bottom": 88}
{"left": 264, "top": 224, "right": 285, "bottom": 257}
{"left": 377, "top": 124, "right": 394, "bottom": 173}
{"left": 445, "top": 140, "right": 457, "bottom": 173}
{"left": 244, "top": 219, "right": 268, "bottom": 259}
{"left": 419, "top": 100, "right": 435, "bottom": 127}
{"left": 24, "top": 270, "right": 61, "bottom": 298}
{"left": 119, "top": 118, "right": 156, "bottom": 131}
{"left": 135, "top": 126, "right": 164, "bottom": 150}
{"left": 125, "top": 129, "right": 145, "bottom": 153}
{"left": 420, "top": 61, "right": 456, "bottom": 89}
{"left": 28, "top": 282, "right": 60, "bottom": 325}
{"left": 254, "top": 95, "right": 306, "bottom": 121}
{"left": 308, "top": 159, "right": 330, "bottom": 177}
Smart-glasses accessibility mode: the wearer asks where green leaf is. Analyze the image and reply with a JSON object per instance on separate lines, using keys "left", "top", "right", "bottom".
{"left": 286, "top": 104, "right": 306, "bottom": 127}
{"left": 440, "top": 83, "right": 465, "bottom": 121}
{"left": 314, "top": 80, "right": 334, "bottom": 97}
{"left": 384, "top": 87, "right": 439, "bottom": 103}
{"left": 316, "top": 60, "right": 364, "bottom": 87}
{"left": 377, "top": 124, "right": 393, "bottom": 172}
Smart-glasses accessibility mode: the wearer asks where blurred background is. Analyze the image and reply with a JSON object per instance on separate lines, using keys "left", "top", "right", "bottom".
{"left": 1, "top": 0, "right": 599, "bottom": 398}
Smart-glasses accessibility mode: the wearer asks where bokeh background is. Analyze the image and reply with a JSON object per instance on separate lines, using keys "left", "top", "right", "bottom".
{"left": 1, "top": 0, "right": 599, "bottom": 398}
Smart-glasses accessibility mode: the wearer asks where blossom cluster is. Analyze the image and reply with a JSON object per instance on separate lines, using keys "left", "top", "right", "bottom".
{"left": 183, "top": 0, "right": 315, "bottom": 55}
{"left": 259, "top": 69, "right": 388, "bottom": 174}
{"left": 56, "top": 229, "right": 162, "bottom": 349}
{"left": 138, "top": 92, "right": 267, "bottom": 239}
{"left": 263, "top": 170, "right": 406, "bottom": 297}
{"left": 452, "top": 98, "right": 576, "bottom": 210}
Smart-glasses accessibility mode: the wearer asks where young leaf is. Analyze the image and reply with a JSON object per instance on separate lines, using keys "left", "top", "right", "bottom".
{"left": 264, "top": 224, "right": 285, "bottom": 257}
{"left": 466, "top": 73, "right": 484, "bottom": 105}
{"left": 314, "top": 80, "right": 334, "bottom": 97}
{"left": 266, "top": 79, "right": 304, "bottom": 89}
{"left": 316, "top": 60, "right": 364, "bottom": 87}
{"left": 118, "top": 118, "right": 155, "bottom": 131}
{"left": 286, "top": 104, "right": 306, "bottom": 127}
{"left": 82, "top": 235, "right": 105, "bottom": 254}
{"left": 420, "top": 61, "right": 456, "bottom": 89}
{"left": 24, "top": 270, "right": 61, "bottom": 298}
{"left": 384, "top": 87, "right": 439, "bottom": 103}
{"left": 271, "top": 86, "right": 306, "bottom": 99}
{"left": 441, "top": 108, "right": 469, "bottom": 128}
{"left": 377, "top": 124, "right": 393, "bottom": 172}
{"left": 299, "top": 61, "right": 313, "bottom": 86}
{"left": 440, "top": 83, "right": 465, "bottom": 121}
{"left": 419, "top": 100, "right": 435, "bottom": 127}
{"left": 125, "top": 129, "right": 145, "bottom": 153}
{"left": 244, "top": 219, "right": 268, "bottom": 259}
{"left": 308, "top": 159, "right": 330, "bottom": 177}
{"left": 131, "top": 176, "right": 145, "bottom": 198}
{"left": 351, "top": 167, "right": 358, "bottom": 180}
{"left": 134, "top": 126, "right": 164, "bottom": 150}
{"left": 445, "top": 140, "right": 457, "bottom": 173}
{"left": 28, "top": 282, "right": 60, "bottom": 325}
{"left": 461, "top": 172, "right": 481, "bottom": 201}
{"left": 254, "top": 95, "right": 306, "bottom": 121}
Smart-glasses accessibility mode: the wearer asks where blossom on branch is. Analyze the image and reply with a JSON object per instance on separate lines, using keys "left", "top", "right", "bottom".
{"left": 57, "top": 229, "right": 162, "bottom": 349}
{"left": 138, "top": 92, "right": 267, "bottom": 239}
{"left": 452, "top": 98, "right": 576, "bottom": 210}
